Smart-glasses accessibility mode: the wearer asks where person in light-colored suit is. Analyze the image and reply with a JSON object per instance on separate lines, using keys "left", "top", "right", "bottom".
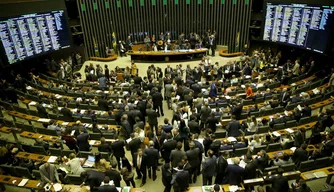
{"left": 39, "top": 163, "right": 60, "bottom": 184}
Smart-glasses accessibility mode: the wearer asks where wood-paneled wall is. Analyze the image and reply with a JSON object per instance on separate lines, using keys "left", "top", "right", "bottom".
{"left": 77, "top": 0, "right": 252, "bottom": 57}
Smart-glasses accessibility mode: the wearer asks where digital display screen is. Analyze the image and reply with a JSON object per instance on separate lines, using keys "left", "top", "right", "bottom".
{"left": 0, "top": 10, "right": 71, "bottom": 64}
{"left": 263, "top": 3, "right": 334, "bottom": 53}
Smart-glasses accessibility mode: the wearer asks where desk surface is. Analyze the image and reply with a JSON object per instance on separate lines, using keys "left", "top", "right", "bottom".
{"left": 187, "top": 184, "right": 245, "bottom": 192}
{"left": 20, "top": 131, "right": 59, "bottom": 142}
{"left": 127, "top": 49, "right": 208, "bottom": 56}
{"left": 301, "top": 166, "right": 334, "bottom": 180}
{"left": 0, "top": 174, "right": 41, "bottom": 189}
{"left": 16, "top": 151, "right": 50, "bottom": 162}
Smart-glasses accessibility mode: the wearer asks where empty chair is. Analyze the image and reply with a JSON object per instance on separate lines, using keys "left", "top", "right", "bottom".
{"left": 214, "top": 131, "right": 226, "bottom": 139}
{"left": 97, "top": 118, "right": 108, "bottom": 125}
{"left": 100, "top": 152, "right": 110, "bottom": 161}
{"left": 282, "top": 140, "right": 294, "bottom": 149}
{"left": 285, "top": 120, "right": 298, "bottom": 128}
{"left": 255, "top": 97, "right": 265, "bottom": 104}
{"left": 89, "top": 133, "right": 102, "bottom": 140}
{"left": 262, "top": 166, "right": 279, "bottom": 176}
{"left": 252, "top": 145, "right": 267, "bottom": 155}
{"left": 48, "top": 113, "right": 58, "bottom": 120}
{"left": 32, "top": 170, "right": 41, "bottom": 180}
{"left": 15, "top": 121, "right": 25, "bottom": 129}
{"left": 298, "top": 160, "right": 315, "bottom": 172}
{"left": 273, "top": 123, "right": 285, "bottom": 131}
{"left": 73, "top": 116, "right": 82, "bottom": 122}
{"left": 108, "top": 119, "right": 117, "bottom": 125}
{"left": 274, "top": 106, "right": 284, "bottom": 113}
{"left": 280, "top": 163, "right": 295, "bottom": 172}
{"left": 266, "top": 143, "right": 281, "bottom": 152}
{"left": 0, "top": 165, "right": 15, "bottom": 175}
{"left": 15, "top": 166, "right": 34, "bottom": 179}
{"left": 22, "top": 124, "right": 36, "bottom": 133}
{"left": 30, "top": 145, "right": 47, "bottom": 155}
{"left": 49, "top": 148, "right": 62, "bottom": 157}
{"left": 309, "top": 115, "right": 318, "bottom": 123}
{"left": 103, "top": 133, "right": 115, "bottom": 139}
{"left": 66, "top": 175, "right": 83, "bottom": 185}
{"left": 81, "top": 117, "right": 93, "bottom": 124}
{"left": 62, "top": 149, "right": 76, "bottom": 157}
{"left": 240, "top": 113, "right": 248, "bottom": 120}
{"left": 243, "top": 100, "right": 254, "bottom": 106}
{"left": 299, "top": 117, "right": 310, "bottom": 125}
{"left": 257, "top": 126, "right": 269, "bottom": 134}
{"left": 234, "top": 147, "right": 248, "bottom": 157}
{"left": 250, "top": 111, "right": 261, "bottom": 117}
{"left": 80, "top": 104, "right": 90, "bottom": 110}
{"left": 314, "top": 157, "right": 331, "bottom": 169}
{"left": 78, "top": 151, "right": 93, "bottom": 158}
{"left": 37, "top": 128, "right": 58, "bottom": 136}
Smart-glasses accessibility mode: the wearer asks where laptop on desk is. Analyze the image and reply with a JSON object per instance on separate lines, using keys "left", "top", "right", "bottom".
{"left": 83, "top": 155, "right": 95, "bottom": 168}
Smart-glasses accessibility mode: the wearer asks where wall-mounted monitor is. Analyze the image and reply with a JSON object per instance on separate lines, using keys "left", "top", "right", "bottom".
{"left": 262, "top": 2, "right": 334, "bottom": 54}
{"left": 0, "top": 10, "right": 71, "bottom": 65}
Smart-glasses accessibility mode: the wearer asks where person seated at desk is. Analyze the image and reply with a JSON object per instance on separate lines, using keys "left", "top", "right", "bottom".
{"left": 248, "top": 134, "right": 262, "bottom": 152}
{"left": 272, "top": 152, "right": 293, "bottom": 166}
{"left": 95, "top": 152, "right": 111, "bottom": 172}
{"left": 34, "top": 138, "right": 49, "bottom": 151}
{"left": 292, "top": 144, "right": 309, "bottom": 167}
{"left": 47, "top": 120, "right": 63, "bottom": 135}
{"left": 265, "top": 168, "right": 289, "bottom": 192}
{"left": 98, "top": 176, "right": 118, "bottom": 192}
{"left": 245, "top": 84, "right": 254, "bottom": 99}
{"left": 64, "top": 153, "right": 85, "bottom": 175}
{"left": 39, "top": 163, "right": 61, "bottom": 185}
{"left": 321, "top": 134, "right": 334, "bottom": 157}
{"left": 269, "top": 113, "right": 286, "bottom": 128}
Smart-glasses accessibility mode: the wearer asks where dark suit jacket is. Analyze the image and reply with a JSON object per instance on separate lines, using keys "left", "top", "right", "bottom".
{"left": 188, "top": 120, "right": 200, "bottom": 134}
{"left": 98, "top": 185, "right": 118, "bottom": 192}
{"left": 162, "top": 139, "right": 177, "bottom": 161}
{"left": 200, "top": 106, "right": 212, "bottom": 122}
{"left": 152, "top": 92, "right": 163, "bottom": 106}
{"left": 133, "top": 153, "right": 147, "bottom": 171}
{"left": 265, "top": 175, "right": 289, "bottom": 192}
{"left": 227, "top": 120, "right": 241, "bottom": 137}
{"left": 61, "top": 107, "right": 74, "bottom": 122}
{"left": 111, "top": 140, "right": 125, "bottom": 158}
{"left": 98, "top": 99, "right": 109, "bottom": 112}
{"left": 244, "top": 160, "right": 258, "bottom": 179}
{"left": 202, "top": 156, "right": 217, "bottom": 177}
{"left": 98, "top": 143, "right": 111, "bottom": 153}
{"left": 146, "top": 109, "right": 158, "bottom": 124}
{"left": 105, "top": 169, "right": 121, "bottom": 187}
{"left": 224, "top": 164, "right": 244, "bottom": 185}
{"left": 186, "top": 148, "right": 200, "bottom": 167}
{"left": 128, "top": 138, "right": 141, "bottom": 155}
{"left": 76, "top": 133, "right": 90, "bottom": 151}
{"left": 133, "top": 121, "right": 144, "bottom": 130}
{"left": 292, "top": 148, "right": 308, "bottom": 167}
{"left": 144, "top": 147, "right": 159, "bottom": 167}
{"left": 172, "top": 170, "right": 189, "bottom": 190}
{"left": 216, "top": 156, "right": 228, "bottom": 175}
{"left": 85, "top": 170, "right": 105, "bottom": 190}
{"left": 302, "top": 107, "right": 312, "bottom": 117}
{"left": 36, "top": 104, "right": 48, "bottom": 118}
{"left": 162, "top": 165, "right": 172, "bottom": 187}
{"left": 207, "top": 117, "right": 219, "bottom": 132}
{"left": 232, "top": 104, "right": 243, "bottom": 120}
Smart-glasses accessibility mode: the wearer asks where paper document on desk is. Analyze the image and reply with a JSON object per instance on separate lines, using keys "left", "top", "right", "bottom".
{"left": 28, "top": 101, "right": 37, "bottom": 106}
{"left": 229, "top": 185, "right": 239, "bottom": 192}
{"left": 314, "top": 171, "right": 327, "bottom": 178}
{"left": 89, "top": 140, "right": 96, "bottom": 145}
{"left": 55, "top": 94, "right": 62, "bottom": 99}
{"left": 53, "top": 183, "right": 62, "bottom": 192}
{"left": 227, "top": 137, "right": 237, "bottom": 142}
{"left": 126, "top": 138, "right": 132, "bottom": 143}
{"left": 37, "top": 118, "right": 51, "bottom": 123}
{"left": 18, "top": 179, "right": 29, "bottom": 186}
{"left": 62, "top": 122, "right": 69, "bottom": 126}
{"left": 245, "top": 75, "right": 251, "bottom": 79}
{"left": 272, "top": 131, "right": 281, "bottom": 137}
{"left": 48, "top": 156, "right": 58, "bottom": 163}
{"left": 290, "top": 147, "right": 297, "bottom": 152}
{"left": 312, "top": 88, "right": 320, "bottom": 95}
{"left": 291, "top": 83, "right": 296, "bottom": 86}
{"left": 284, "top": 111, "right": 289, "bottom": 116}
{"left": 227, "top": 158, "right": 234, "bottom": 164}
{"left": 26, "top": 86, "right": 33, "bottom": 90}
{"left": 123, "top": 187, "right": 131, "bottom": 192}
{"left": 297, "top": 105, "right": 302, "bottom": 111}
{"left": 285, "top": 128, "right": 294, "bottom": 133}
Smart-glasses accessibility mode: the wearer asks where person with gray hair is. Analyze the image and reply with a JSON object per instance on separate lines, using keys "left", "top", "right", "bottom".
{"left": 224, "top": 157, "right": 244, "bottom": 185}
{"left": 144, "top": 140, "right": 159, "bottom": 181}
{"left": 65, "top": 153, "right": 85, "bottom": 175}
{"left": 200, "top": 101, "right": 212, "bottom": 129}
{"left": 121, "top": 114, "right": 132, "bottom": 139}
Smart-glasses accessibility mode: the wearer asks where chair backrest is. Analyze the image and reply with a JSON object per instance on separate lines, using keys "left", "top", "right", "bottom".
{"left": 30, "top": 145, "right": 47, "bottom": 155}
{"left": 62, "top": 149, "right": 76, "bottom": 158}
{"left": 81, "top": 117, "right": 93, "bottom": 124}
{"left": 282, "top": 140, "right": 294, "bottom": 149}
{"left": 15, "top": 122, "right": 25, "bottom": 129}
{"left": 89, "top": 133, "right": 102, "bottom": 140}
{"left": 298, "top": 160, "right": 315, "bottom": 172}
{"left": 103, "top": 133, "right": 115, "bottom": 139}
{"left": 15, "top": 166, "right": 33, "bottom": 179}
{"left": 100, "top": 152, "right": 110, "bottom": 161}
{"left": 243, "top": 100, "right": 254, "bottom": 106}
{"left": 66, "top": 175, "right": 83, "bottom": 185}
{"left": 285, "top": 120, "right": 298, "bottom": 128}
{"left": 0, "top": 165, "right": 14, "bottom": 175}
{"left": 36, "top": 128, "right": 58, "bottom": 136}
{"left": 214, "top": 131, "right": 226, "bottom": 139}
{"left": 266, "top": 143, "right": 281, "bottom": 152}
{"left": 108, "top": 119, "right": 117, "bottom": 125}
{"left": 257, "top": 126, "right": 269, "bottom": 134}
{"left": 78, "top": 151, "right": 93, "bottom": 158}
{"left": 280, "top": 163, "right": 295, "bottom": 172}
{"left": 96, "top": 118, "right": 108, "bottom": 125}
{"left": 234, "top": 147, "right": 248, "bottom": 157}
{"left": 314, "top": 157, "right": 331, "bottom": 169}
{"left": 263, "top": 166, "right": 279, "bottom": 175}
{"left": 22, "top": 124, "right": 36, "bottom": 133}
{"left": 49, "top": 148, "right": 62, "bottom": 157}
{"left": 299, "top": 117, "right": 310, "bottom": 125}
{"left": 273, "top": 123, "right": 285, "bottom": 131}
{"left": 252, "top": 145, "right": 267, "bottom": 155}
{"left": 32, "top": 170, "right": 41, "bottom": 180}
{"left": 250, "top": 111, "right": 261, "bottom": 117}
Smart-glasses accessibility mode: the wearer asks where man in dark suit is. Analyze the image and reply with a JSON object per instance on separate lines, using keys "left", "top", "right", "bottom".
{"left": 208, "top": 35, "right": 216, "bottom": 56}
{"left": 231, "top": 102, "right": 243, "bottom": 120}
{"left": 97, "top": 176, "right": 118, "bottom": 192}
{"left": 280, "top": 88, "right": 290, "bottom": 107}
{"left": 146, "top": 104, "right": 158, "bottom": 133}
{"left": 60, "top": 103, "right": 74, "bottom": 122}
{"left": 128, "top": 133, "right": 141, "bottom": 159}
{"left": 265, "top": 168, "right": 289, "bottom": 192}
{"left": 186, "top": 141, "right": 200, "bottom": 183}
{"left": 121, "top": 114, "right": 132, "bottom": 139}
{"left": 226, "top": 116, "right": 241, "bottom": 137}
{"left": 171, "top": 162, "right": 190, "bottom": 192}
{"left": 98, "top": 95, "right": 109, "bottom": 112}
{"left": 301, "top": 104, "right": 312, "bottom": 117}
{"left": 201, "top": 149, "right": 217, "bottom": 185}
{"left": 98, "top": 137, "right": 111, "bottom": 153}
{"left": 188, "top": 116, "right": 201, "bottom": 134}
{"left": 111, "top": 136, "right": 126, "bottom": 169}
{"left": 244, "top": 155, "right": 258, "bottom": 180}
{"left": 162, "top": 163, "right": 173, "bottom": 192}
{"left": 200, "top": 102, "right": 212, "bottom": 129}
{"left": 269, "top": 113, "right": 286, "bottom": 128}
{"left": 224, "top": 158, "right": 244, "bottom": 185}
{"left": 215, "top": 153, "right": 228, "bottom": 184}
{"left": 243, "top": 64, "right": 252, "bottom": 76}
{"left": 36, "top": 102, "right": 48, "bottom": 118}
{"left": 207, "top": 113, "right": 219, "bottom": 133}
{"left": 76, "top": 129, "right": 90, "bottom": 151}
{"left": 144, "top": 141, "right": 159, "bottom": 181}
{"left": 80, "top": 170, "right": 105, "bottom": 191}
{"left": 165, "top": 65, "right": 172, "bottom": 75}
{"left": 191, "top": 82, "right": 201, "bottom": 98}
{"left": 291, "top": 143, "right": 309, "bottom": 167}
{"left": 105, "top": 163, "right": 121, "bottom": 187}
{"left": 133, "top": 148, "right": 147, "bottom": 186}
{"left": 152, "top": 88, "right": 164, "bottom": 117}
{"left": 162, "top": 133, "right": 177, "bottom": 163}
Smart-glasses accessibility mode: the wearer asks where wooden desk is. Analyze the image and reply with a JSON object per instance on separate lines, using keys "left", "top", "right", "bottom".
{"left": 265, "top": 145, "right": 315, "bottom": 159}
{"left": 16, "top": 151, "right": 50, "bottom": 162}
{"left": 20, "top": 131, "right": 59, "bottom": 142}
{"left": 219, "top": 50, "right": 243, "bottom": 57}
{"left": 128, "top": 49, "right": 207, "bottom": 62}
{"left": 90, "top": 54, "right": 118, "bottom": 62}
{"left": 0, "top": 126, "right": 12, "bottom": 133}
{"left": 0, "top": 175, "right": 41, "bottom": 189}
{"left": 187, "top": 184, "right": 245, "bottom": 192}
{"left": 301, "top": 166, "right": 334, "bottom": 183}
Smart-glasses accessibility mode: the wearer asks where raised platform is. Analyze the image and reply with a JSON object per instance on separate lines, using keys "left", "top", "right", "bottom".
{"left": 89, "top": 54, "right": 118, "bottom": 62}
{"left": 127, "top": 49, "right": 207, "bottom": 62}
{"left": 219, "top": 49, "right": 243, "bottom": 57}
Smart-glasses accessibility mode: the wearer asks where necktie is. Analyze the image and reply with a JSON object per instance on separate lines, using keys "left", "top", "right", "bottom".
{"left": 137, "top": 156, "right": 141, "bottom": 169}
{"left": 282, "top": 93, "right": 286, "bottom": 102}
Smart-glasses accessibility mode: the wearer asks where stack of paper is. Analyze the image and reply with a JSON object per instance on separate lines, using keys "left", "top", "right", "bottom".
{"left": 55, "top": 94, "right": 62, "bottom": 99}
{"left": 227, "top": 137, "right": 237, "bottom": 142}
{"left": 314, "top": 171, "right": 327, "bottom": 178}
{"left": 229, "top": 185, "right": 239, "bottom": 192}
{"left": 37, "top": 118, "right": 51, "bottom": 123}
{"left": 312, "top": 88, "right": 320, "bottom": 95}
{"left": 47, "top": 156, "right": 58, "bottom": 163}
{"left": 285, "top": 128, "right": 294, "bottom": 133}
{"left": 62, "top": 122, "right": 69, "bottom": 126}
{"left": 28, "top": 101, "right": 37, "bottom": 106}
{"left": 89, "top": 140, "right": 96, "bottom": 145}
{"left": 272, "top": 131, "right": 281, "bottom": 137}
{"left": 53, "top": 183, "right": 62, "bottom": 192}
{"left": 290, "top": 147, "right": 297, "bottom": 152}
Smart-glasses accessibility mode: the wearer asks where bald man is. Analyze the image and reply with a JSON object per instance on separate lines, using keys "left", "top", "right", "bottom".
{"left": 39, "top": 163, "right": 61, "bottom": 185}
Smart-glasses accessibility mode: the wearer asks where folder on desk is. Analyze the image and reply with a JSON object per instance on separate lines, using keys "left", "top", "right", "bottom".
{"left": 53, "top": 183, "right": 62, "bottom": 192}
{"left": 48, "top": 156, "right": 58, "bottom": 163}
{"left": 18, "top": 179, "right": 29, "bottom": 187}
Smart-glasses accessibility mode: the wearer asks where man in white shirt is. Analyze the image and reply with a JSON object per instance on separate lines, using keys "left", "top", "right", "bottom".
{"left": 65, "top": 153, "right": 85, "bottom": 175}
